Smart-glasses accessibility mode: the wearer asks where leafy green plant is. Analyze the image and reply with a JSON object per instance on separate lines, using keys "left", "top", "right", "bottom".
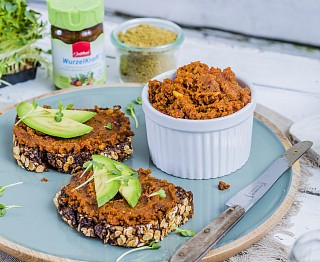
{"left": 126, "top": 103, "right": 138, "bottom": 128}
{"left": 174, "top": 227, "right": 195, "bottom": 237}
{"left": 0, "top": 204, "right": 22, "bottom": 217}
{"left": 54, "top": 101, "right": 73, "bottom": 122}
{"left": 104, "top": 122, "right": 112, "bottom": 130}
{"left": 104, "top": 170, "right": 138, "bottom": 186}
{"left": 0, "top": 0, "right": 50, "bottom": 85}
{"left": 148, "top": 188, "right": 166, "bottom": 199}
{"left": 116, "top": 241, "right": 161, "bottom": 262}
{"left": 135, "top": 96, "right": 142, "bottom": 105}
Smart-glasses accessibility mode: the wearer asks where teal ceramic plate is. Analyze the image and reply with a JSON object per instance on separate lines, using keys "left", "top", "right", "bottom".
{"left": 0, "top": 86, "right": 296, "bottom": 261}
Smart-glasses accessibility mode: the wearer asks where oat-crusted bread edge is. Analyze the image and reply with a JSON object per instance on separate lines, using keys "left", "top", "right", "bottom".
{"left": 13, "top": 135, "right": 133, "bottom": 174}
{"left": 53, "top": 186, "right": 194, "bottom": 248}
{"left": 12, "top": 106, "right": 134, "bottom": 174}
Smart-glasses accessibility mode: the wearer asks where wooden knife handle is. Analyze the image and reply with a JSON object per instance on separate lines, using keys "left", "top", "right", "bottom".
{"left": 170, "top": 205, "right": 245, "bottom": 262}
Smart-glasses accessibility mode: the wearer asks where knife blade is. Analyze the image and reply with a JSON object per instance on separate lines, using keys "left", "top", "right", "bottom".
{"left": 170, "top": 141, "right": 313, "bottom": 262}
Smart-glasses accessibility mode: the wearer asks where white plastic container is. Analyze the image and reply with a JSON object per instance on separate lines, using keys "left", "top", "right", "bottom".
{"left": 142, "top": 70, "right": 257, "bottom": 179}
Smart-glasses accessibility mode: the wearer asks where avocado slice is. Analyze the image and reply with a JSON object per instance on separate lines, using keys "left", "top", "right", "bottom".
{"left": 119, "top": 176, "right": 142, "bottom": 208}
{"left": 16, "top": 102, "right": 93, "bottom": 138}
{"left": 92, "top": 155, "right": 142, "bottom": 208}
{"left": 17, "top": 101, "right": 96, "bottom": 123}
{"left": 93, "top": 165, "right": 121, "bottom": 208}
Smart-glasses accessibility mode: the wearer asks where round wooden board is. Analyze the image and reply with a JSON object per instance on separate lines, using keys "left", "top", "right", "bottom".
{"left": 0, "top": 84, "right": 300, "bottom": 262}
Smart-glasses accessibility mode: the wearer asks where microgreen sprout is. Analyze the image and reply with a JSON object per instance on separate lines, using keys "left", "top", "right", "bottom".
{"left": 0, "top": 1, "right": 50, "bottom": 83}
{"left": 104, "top": 122, "right": 112, "bottom": 130}
{"left": 54, "top": 101, "right": 73, "bottom": 122}
{"left": 174, "top": 227, "right": 195, "bottom": 237}
{"left": 75, "top": 160, "right": 105, "bottom": 189}
{"left": 15, "top": 100, "right": 38, "bottom": 125}
{"left": 0, "top": 204, "right": 22, "bottom": 217}
{"left": 0, "top": 182, "right": 23, "bottom": 197}
{"left": 104, "top": 171, "right": 138, "bottom": 186}
{"left": 135, "top": 96, "right": 142, "bottom": 105}
{"left": 148, "top": 188, "right": 166, "bottom": 199}
{"left": 116, "top": 241, "right": 161, "bottom": 262}
{"left": 126, "top": 103, "right": 138, "bottom": 128}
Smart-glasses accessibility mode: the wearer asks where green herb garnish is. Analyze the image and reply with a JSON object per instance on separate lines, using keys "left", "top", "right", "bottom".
{"left": 104, "top": 122, "right": 112, "bottom": 130}
{"left": 0, "top": 0, "right": 50, "bottom": 85}
{"left": 75, "top": 160, "right": 105, "bottom": 189}
{"left": 174, "top": 227, "right": 195, "bottom": 237}
{"left": 116, "top": 241, "right": 161, "bottom": 262}
{"left": 0, "top": 182, "right": 23, "bottom": 197}
{"left": 126, "top": 103, "right": 138, "bottom": 128}
{"left": 0, "top": 204, "right": 22, "bottom": 217}
{"left": 54, "top": 101, "right": 73, "bottom": 122}
{"left": 104, "top": 168, "right": 138, "bottom": 186}
{"left": 15, "top": 100, "right": 38, "bottom": 125}
{"left": 135, "top": 96, "right": 142, "bottom": 105}
{"left": 148, "top": 188, "right": 166, "bottom": 199}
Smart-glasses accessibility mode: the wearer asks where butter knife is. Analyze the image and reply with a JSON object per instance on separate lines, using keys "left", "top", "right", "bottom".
{"left": 170, "top": 141, "right": 313, "bottom": 262}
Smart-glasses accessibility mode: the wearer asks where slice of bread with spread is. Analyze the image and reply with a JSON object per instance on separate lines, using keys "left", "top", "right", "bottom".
{"left": 54, "top": 167, "right": 194, "bottom": 247}
{"left": 13, "top": 105, "right": 134, "bottom": 174}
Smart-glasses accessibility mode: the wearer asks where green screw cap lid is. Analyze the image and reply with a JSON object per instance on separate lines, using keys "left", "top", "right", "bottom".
{"left": 47, "top": 0, "right": 104, "bottom": 31}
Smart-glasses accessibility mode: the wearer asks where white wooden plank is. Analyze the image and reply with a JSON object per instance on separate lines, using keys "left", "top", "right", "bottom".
{"left": 103, "top": 0, "right": 320, "bottom": 46}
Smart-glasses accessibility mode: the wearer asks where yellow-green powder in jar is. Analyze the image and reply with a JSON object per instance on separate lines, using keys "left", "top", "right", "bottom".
{"left": 118, "top": 24, "right": 177, "bottom": 47}
{"left": 117, "top": 23, "right": 179, "bottom": 82}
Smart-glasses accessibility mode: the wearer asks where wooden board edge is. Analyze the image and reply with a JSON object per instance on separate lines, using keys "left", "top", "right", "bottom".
{"left": 0, "top": 236, "right": 75, "bottom": 262}
{"left": 201, "top": 112, "right": 300, "bottom": 261}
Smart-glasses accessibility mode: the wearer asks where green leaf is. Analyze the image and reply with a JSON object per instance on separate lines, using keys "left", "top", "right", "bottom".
{"left": 5, "top": 3, "right": 17, "bottom": 13}
{"left": 131, "top": 172, "right": 138, "bottom": 179}
{"left": 58, "top": 101, "right": 63, "bottom": 110}
{"left": 110, "top": 169, "right": 121, "bottom": 175}
{"left": 65, "top": 103, "right": 74, "bottom": 110}
{"left": 148, "top": 241, "right": 161, "bottom": 249}
{"left": 32, "top": 100, "right": 38, "bottom": 109}
{"left": 104, "top": 122, "right": 112, "bottom": 130}
{"left": 54, "top": 112, "right": 63, "bottom": 122}
{"left": 135, "top": 96, "right": 142, "bottom": 105}
{"left": 83, "top": 161, "right": 92, "bottom": 169}
{"left": 126, "top": 103, "right": 138, "bottom": 128}
{"left": 175, "top": 228, "right": 195, "bottom": 237}
{"left": 122, "top": 176, "right": 129, "bottom": 186}
{"left": 0, "top": 209, "right": 6, "bottom": 217}
{"left": 114, "top": 164, "right": 124, "bottom": 172}
{"left": 148, "top": 188, "right": 166, "bottom": 199}
{"left": 24, "top": 10, "right": 36, "bottom": 23}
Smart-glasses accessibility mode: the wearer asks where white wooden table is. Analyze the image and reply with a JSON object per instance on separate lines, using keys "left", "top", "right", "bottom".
{"left": 1, "top": 2, "right": 320, "bottom": 261}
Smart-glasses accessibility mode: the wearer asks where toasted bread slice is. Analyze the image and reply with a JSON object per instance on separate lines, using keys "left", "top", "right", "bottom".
{"left": 54, "top": 168, "right": 194, "bottom": 247}
{"left": 13, "top": 105, "right": 134, "bottom": 174}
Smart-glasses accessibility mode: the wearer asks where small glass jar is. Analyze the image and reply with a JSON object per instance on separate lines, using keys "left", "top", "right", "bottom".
{"left": 289, "top": 230, "right": 320, "bottom": 262}
{"left": 111, "top": 18, "right": 184, "bottom": 83}
{"left": 47, "top": 0, "right": 106, "bottom": 89}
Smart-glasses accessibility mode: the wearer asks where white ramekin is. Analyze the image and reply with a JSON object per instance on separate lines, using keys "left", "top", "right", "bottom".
{"left": 142, "top": 70, "right": 257, "bottom": 179}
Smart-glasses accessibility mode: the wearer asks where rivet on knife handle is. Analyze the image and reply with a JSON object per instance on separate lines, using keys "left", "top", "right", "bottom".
{"left": 170, "top": 205, "right": 245, "bottom": 262}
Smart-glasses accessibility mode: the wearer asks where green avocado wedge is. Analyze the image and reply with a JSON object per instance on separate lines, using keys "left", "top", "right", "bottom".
{"left": 16, "top": 101, "right": 94, "bottom": 138}
{"left": 119, "top": 176, "right": 142, "bottom": 208}
{"left": 93, "top": 165, "right": 121, "bottom": 208}
{"left": 91, "top": 155, "right": 142, "bottom": 208}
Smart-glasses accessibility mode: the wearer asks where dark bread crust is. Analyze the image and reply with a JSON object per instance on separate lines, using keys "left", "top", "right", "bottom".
{"left": 12, "top": 106, "right": 134, "bottom": 174}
